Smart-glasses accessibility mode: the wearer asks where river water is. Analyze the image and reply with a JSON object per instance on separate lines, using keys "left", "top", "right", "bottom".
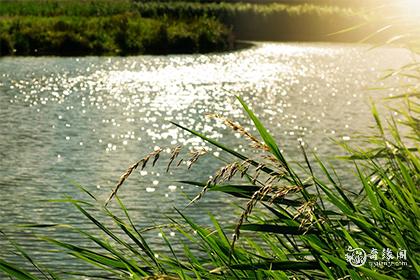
{"left": 0, "top": 43, "right": 413, "bottom": 277}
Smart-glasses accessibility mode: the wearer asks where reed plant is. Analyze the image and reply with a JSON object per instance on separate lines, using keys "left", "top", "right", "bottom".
{"left": 1, "top": 90, "right": 418, "bottom": 279}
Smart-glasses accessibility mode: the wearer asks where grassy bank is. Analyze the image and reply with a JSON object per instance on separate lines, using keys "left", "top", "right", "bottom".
{"left": 0, "top": 0, "right": 376, "bottom": 56}
{"left": 0, "top": 0, "right": 235, "bottom": 56}
{"left": 0, "top": 14, "right": 233, "bottom": 56}
{"left": 134, "top": 2, "right": 370, "bottom": 41}
{"left": 0, "top": 0, "right": 370, "bottom": 17}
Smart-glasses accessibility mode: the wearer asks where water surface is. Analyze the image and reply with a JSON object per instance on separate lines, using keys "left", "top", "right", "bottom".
{"left": 0, "top": 42, "right": 412, "bottom": 277}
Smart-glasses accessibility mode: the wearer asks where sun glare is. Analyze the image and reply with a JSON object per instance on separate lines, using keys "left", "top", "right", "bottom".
{"left": 399, "top": 0, "right": 420, "bottom": 18}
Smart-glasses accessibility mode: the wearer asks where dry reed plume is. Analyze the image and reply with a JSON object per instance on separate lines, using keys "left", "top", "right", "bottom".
{"left": 105, "top": 148, "right": 162, "bottom": 206}
{"left": 207, "top": 113, "right": 270, "bottom": 152}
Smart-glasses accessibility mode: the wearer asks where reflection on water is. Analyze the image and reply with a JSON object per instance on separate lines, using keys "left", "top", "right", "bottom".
{"left": 0, "top": 42, "right": 412, "bottom": 275}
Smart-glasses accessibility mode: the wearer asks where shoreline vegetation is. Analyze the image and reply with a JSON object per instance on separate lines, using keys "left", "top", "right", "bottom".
{"left": 0, "top": 0, "right": 381, "bottom": 56}
{"left": 0, "top": 15, "right": 233, "bottom": 56}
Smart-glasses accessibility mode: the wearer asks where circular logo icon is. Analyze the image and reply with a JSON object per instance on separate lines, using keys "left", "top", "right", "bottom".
{"left": 345, "top": 247, "right": 367, "bottom": 267}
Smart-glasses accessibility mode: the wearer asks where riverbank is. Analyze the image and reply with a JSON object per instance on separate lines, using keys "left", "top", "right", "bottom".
{"left": 133, "top": 2, "right": 370, "bottom": 42}
{"left": 0, "top": 0, "right": 376, "bottom": 56}
{"left": 0, "top": 15, "right": 233, "bottom": 56}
